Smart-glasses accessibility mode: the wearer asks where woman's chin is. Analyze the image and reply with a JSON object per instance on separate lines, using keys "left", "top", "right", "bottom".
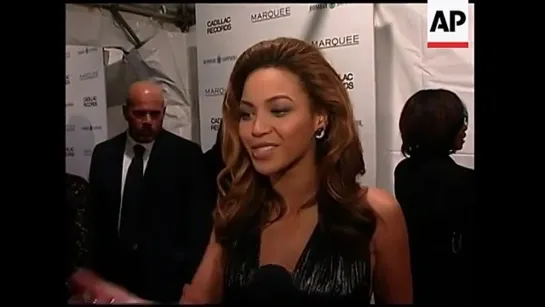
{"left": 251, "top": 160, "right": 281, "bottom": 177}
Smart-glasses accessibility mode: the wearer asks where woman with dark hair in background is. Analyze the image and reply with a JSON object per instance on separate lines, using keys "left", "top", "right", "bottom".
{"left": 66, "top": 173, "right": 140, "bottom": 303}
{"left": 394, "top": 89, "right": 474, "bottom": 304}
{"left": 65, "top": 173, "right": 94, "bottom": 299}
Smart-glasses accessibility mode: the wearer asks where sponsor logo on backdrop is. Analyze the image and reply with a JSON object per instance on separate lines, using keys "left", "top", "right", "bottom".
{"left": 203, "top": 54, "right": 237, "bottom": 65}
{"left": 206, "top": 17, "right": 232, "bottom": 34}
{"left": 311, "top": 34, "right": 360, "bottom": 49}
{"left": 251, "top": 7, "right": 291, "bottom": 23}
{"left": 355, "top": 120, "right": 363, "bottom": 127}
{"left": 204, "top": 87, "right": 226, "bottom": 97}
{"left": 66, "top": 102, "right": 74, "bottom": 107}
{"left": 66, "top": 146, "right": 75, "bottom": 157}
{"left": 83, "top": 95, "right": 98, "bottom": 107}
{"left": 66, "top": 51, "right": 71, "bottom": 59}
{"left": 210, "top": 117, "right": 222, "bottom": 131}
{"left": 77, "top": 47, "right": 99, "bottom": 55}
{"left": 80, "top": 70, "right": 99, "bottom": 81}
{"left": 83, "top": 149, "right": 94, "bottom": 157}
{"left": 81, "top": 125, "right": 102, "bottom": 131}
{"left": 65, "top": 74, "right": 70, "bottom": 85}
{"left": 66, "top": 124, "right": 76, "bottom": 132}
{"left": 309, "top": 3, "right": 347, "bottom": 12}
{"left": 340, "top": 72, "right": 354, "bottom": 90}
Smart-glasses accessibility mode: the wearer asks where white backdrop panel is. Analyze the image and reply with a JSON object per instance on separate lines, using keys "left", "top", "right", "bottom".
{"left": 66, "top": 4, "right": 198, "bottom": 142}
{"left": 374, "top": 4, "right": 474, "bottom": 193}
{"left": 196, "top": 3, "right": 377, "bottom": 186}
{"left": 65, "top": 45, "right": 109, "bottom": 180}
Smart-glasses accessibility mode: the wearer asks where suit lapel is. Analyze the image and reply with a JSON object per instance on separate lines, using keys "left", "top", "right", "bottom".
{"left": 109, "top": 133, "right": 127, "bottom": 208}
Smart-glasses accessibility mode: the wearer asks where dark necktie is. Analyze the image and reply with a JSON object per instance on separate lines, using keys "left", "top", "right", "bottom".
{"left": 120, "top": 144, "right": 146, "bottom": 244}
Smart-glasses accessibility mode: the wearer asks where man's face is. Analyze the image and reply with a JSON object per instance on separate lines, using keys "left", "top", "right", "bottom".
{"left": 124, "top": 98, "right": 165, "bottom": 143}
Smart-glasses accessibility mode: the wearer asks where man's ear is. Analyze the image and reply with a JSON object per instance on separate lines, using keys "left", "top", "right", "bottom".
{"left": 123, "top": 98, "right": 132, "bottom": 120}
{"left": 122, "top": 105, "right": 128, "bottom": 120}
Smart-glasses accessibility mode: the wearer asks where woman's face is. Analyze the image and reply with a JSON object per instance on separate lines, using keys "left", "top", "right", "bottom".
{"left": 238, "top": 67, "right": 322, "bottom": 176}
{"left": 453, "top": 114, "right": 468, "bottom": 151}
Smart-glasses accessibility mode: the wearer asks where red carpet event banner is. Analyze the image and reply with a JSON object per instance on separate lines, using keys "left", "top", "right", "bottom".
{"left": 65, "top": 45, "right": 109, "bottom": 180}
{"left": 196, "top": 4, "right": 377, "bottom": 185}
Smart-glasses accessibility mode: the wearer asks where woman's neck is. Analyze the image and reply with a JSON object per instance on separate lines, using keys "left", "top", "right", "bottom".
{"left": 270, "top": 154, "right": 318, "bottom": 215}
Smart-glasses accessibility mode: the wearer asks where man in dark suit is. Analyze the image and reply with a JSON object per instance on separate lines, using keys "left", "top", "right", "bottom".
{"left": 75, "top": 80, "right": 213, "bottom": 303}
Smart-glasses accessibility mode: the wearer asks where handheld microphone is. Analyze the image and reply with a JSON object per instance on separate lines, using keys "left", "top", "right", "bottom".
{"left": 246, "top": 264, "right": 300, "bottom": 304}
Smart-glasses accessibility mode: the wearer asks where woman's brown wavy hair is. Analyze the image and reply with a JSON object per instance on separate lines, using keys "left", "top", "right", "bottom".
{"left": 214, "top": 37, "right": 376, "bottom": 252}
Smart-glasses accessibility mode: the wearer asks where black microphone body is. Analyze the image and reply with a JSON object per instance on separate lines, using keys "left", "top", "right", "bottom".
{"left": 245, "top": 264, "right": 301, "bottom": 305}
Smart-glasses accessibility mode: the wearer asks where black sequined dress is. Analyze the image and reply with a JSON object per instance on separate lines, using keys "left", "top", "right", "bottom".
{"left": 65, "top": 173, "right": 94, "bottom": 279}
{"left": 223, "top": 215, "right": 373, "bottom": 304}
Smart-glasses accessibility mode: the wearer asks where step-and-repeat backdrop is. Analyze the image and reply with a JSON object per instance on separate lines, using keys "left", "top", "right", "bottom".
{"left": 196, "top": 3, "right": 377, "bottom": 185}
{"left": 65, "top": 45, "right": 108, "bottom": 180}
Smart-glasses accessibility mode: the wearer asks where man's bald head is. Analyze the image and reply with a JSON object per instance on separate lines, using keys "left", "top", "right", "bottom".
{"left": 124, "top": 80, "right": 166, "bottom": 143}
{"left": 127, "top": 80, "right": 165, "bottom": 108}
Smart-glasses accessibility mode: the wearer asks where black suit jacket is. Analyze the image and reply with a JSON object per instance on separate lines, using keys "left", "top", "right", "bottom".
{"left": 394, "top": 155, "right": 474, "bottom": 304}
{"left": 88, "top": 130, "right": 214, "bottom": 302}
{"left": 203, "top": 124, "right": 225, "bottom": 200}
{"left": 203, "top": 139, "right": 224, "bottom": 191}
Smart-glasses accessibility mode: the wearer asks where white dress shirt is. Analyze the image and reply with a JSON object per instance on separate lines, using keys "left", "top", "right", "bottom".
{"left": 117, "top": 133, "right": 155, "bottom": 234}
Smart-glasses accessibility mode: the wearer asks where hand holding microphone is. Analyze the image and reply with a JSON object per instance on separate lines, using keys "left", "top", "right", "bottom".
{"left": 69, "top": 268, "right": 146, "bottom": 304}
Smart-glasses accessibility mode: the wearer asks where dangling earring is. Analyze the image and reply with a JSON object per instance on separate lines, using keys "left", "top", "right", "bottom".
{"left": 315, "top": 127, "right": 325, "bottom": 139}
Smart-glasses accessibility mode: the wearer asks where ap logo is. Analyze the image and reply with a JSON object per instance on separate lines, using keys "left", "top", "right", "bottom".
{"left": 427, "top": 0, "right": 470, "bottom": 48}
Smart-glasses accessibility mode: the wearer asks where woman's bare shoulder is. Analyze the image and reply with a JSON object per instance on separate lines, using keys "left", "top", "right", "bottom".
{"left": 360, "top": 187, "right": 402, "bottom": 221}
{"left": 361, "top": 187, "right": 401, "bottom": 213}
{"left": 359, "top": 187, "right": 413, "bottom": 303}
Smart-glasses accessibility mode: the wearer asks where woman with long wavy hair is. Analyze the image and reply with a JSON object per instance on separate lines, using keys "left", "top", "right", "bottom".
{"left": 124, "top": 37, "right": 412, "bottom": 305}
